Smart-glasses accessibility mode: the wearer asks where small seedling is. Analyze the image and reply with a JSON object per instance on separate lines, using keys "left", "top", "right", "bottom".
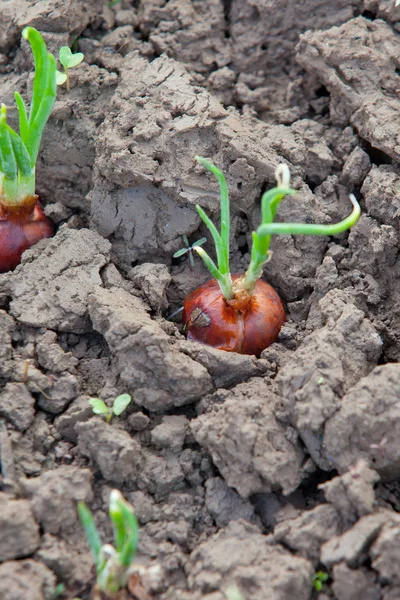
{"left": 78, "top": 490, "right": 139, "bottom": 595}
{"left": 89, "top": 394, "right": 132, "bottom": 423}
{"left": 224, "top": 585, "right": 245, "bottom": 600}
{"left": 56, "top": 46, "right": 84, "bottom": 91}
{"left": 173, "top": 234, "right": 207, "bottom": 269}
{"left": 51, "top": 584, "right": 65, "bottom": 599}
{"left": 312, "top": 571, "right": 329, "bottom": 592}
{"left": 182, "top": 157, "right": 360, "bottom": 356}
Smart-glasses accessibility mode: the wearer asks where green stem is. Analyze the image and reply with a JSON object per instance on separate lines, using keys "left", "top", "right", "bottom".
{"left": 195, "top": 156, "right": 233, "bottom": 298}
{"left": 118, "top": 500, "right": 139, "bottom": 568}
{"left": 194, "top": 247, "right": 233, "bottom": 299}
{"left": 109, "top": 490, "right": 127, "bottom": 555}
{"left": 258, "top": 198, "right": 360, "bottom": 237}
{"left": 242, "top": 193, "right": 360, "bottom": 293}
{"left": 77, "top": 502, "right": 103, "bottom": 570}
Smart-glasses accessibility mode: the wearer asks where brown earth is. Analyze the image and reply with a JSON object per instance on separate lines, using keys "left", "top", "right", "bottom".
{"left": 1, "top": 1, "right": 400, "bottom": 599}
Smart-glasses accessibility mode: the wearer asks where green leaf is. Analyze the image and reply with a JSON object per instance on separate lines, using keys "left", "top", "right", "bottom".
{"left": 196, "top": 204, "right": 223, "bottom": 263}
{"left": 195, "top": 156, "right": 230, "bottom": 276}
{"left": 77, "top": 502, "right": 103, "bottom": 569}
{"left": 194, "top": 246, "right": 222, "bottom": 284}
{"left": 117, "top": 497, "right": 139, "bottom": 567}
{"left": 59, "top": 46, "right": 84, "bottom": 69}
{"left": 173, "top": 247, "right": 189, "bottom": 258}
{"left": 56, "top": 70, "right": 67, "bottom": 85}
{"left": 113, "top": 394, "right": 132, "bottom": 416}
{"left": 51, "top": 583, "right": 65, "bottom": 600}
{"left": 89, "top": 398, "right": 109, "bottom": 415}
{"left": 314, "top": 580, "right": 322, "bottom": 592}
{"left": 7, "top": 125, "right": 32, "bottom": 177}
{"left": 0, "top": 107, "right": 17, "bottom": 180}
{"left": 14, "top": 92, "right": 29, "bottom": 145}
{"left": 26, "top": 51, "right": 57, "bottom": 164}
{"left": 109, "top": 490, "right": 127, "bottom": 553}
{"left": 22, "top": 27, "right": 49, "bottom": 126}
{"left": 256, "top": 195, "right": 361, "bottom": 238}
{"left": 192, "top": 237, "right": 207, "bottom": 247}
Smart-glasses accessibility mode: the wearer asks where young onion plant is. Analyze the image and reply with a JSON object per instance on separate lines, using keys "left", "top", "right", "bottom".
{"left": 78, "top": 490, "right": 139, "bottom": 595}
{"left": 182, "top": 156, "right": 361, "bottom": 356}
{"left": 0, "top": 28, "right": 83, "bottom": 273}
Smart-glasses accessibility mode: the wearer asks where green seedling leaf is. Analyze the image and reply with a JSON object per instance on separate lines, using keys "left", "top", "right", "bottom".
{"left": 89, "top": 398, "right": 109, "bottom": 416}
{"left": 312, "top": 571, "right": 329, "bottom": 593}
{"left": 173, "top": 234, "right": 208, "bottom": 269}
{"left": 192, "top": 237, "right": 207, "bottom": 247}
{"left": 56, "top": 70, "right": 67, "bottom": 85}
{"left": 113, "top": 394, "right": 132, "bottom": 416}
{"left": 51, "top": 584, "right": 65, "bottom": 600}
{"left": 173, "top": 247, "right": 189, "bottom": 258}
{"left": 59, "top": 46, "right": 84, "bottom": 69}
{"left": 57, "top": 46, "right": 84, "bottom": 92}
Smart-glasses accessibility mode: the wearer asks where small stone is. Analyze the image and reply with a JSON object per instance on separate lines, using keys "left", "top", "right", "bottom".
{"left": 0, "top": 383, "right": 35, "bottom": 431}
{"left": 138, "top": 449, "right": 185, "bottom": 498}
{"left": 165, "top": 520, "right": 190, "bottom": 544}
{"left": 320, "top": 459, "right": 379, "bottom": 524}
{"left": 128, "top": 411, "right": 150, "bottom": 431}
{"left": 55, "top": 396, "right": 93, "bottom": 442}
{"left": 129, "top": 263, "right": 171, "bottom": 312}
{"left": 37, "top": 373, "right": 79, "bottom": 414}
{"left": 151, "top": 415, "right": 189, "bottom": 452}
{"left": 205, "top": 478, "right": 255, "bottom": 527}
{"left": 273, "top": 504, "right": 341, "bottom": 562}
{"left": 0, "top": 495, "right": 40, "bottom": 560}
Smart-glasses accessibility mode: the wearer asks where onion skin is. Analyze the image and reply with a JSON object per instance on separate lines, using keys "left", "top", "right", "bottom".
{"left": 0, "top": 197, "right": 54, "bottom": 273}
{"left": 182, "top": 274, "right": 285, "bottom": 356}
